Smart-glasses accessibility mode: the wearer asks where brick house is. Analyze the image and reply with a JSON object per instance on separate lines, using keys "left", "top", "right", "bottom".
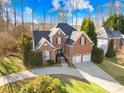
{"left": 33, "top": 23, "right": 93, "bottom": 63}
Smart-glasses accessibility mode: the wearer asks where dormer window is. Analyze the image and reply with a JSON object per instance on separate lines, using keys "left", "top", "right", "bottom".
{"left": 80, "top": 37, "right": 85, "bottom": 45}
{"left": 57, "top": 37, "right": 61, "bottom": 45}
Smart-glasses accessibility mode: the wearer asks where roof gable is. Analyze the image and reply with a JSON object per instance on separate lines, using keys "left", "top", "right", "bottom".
{"left": 36, "top": 37, "right": 55, "bottom": 50}
{"left": 65, "top": 31, "right": 93, "bottom": 46}
{"left": 49, "top": 28, "right": 66, "bottom": 37}
{"left": 33, "top": 31, "right": 51, "bottom": 48}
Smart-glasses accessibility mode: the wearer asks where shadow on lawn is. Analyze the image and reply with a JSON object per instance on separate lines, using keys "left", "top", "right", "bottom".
{"left": 50, "top": 74, "right": 90, "bottom": 86}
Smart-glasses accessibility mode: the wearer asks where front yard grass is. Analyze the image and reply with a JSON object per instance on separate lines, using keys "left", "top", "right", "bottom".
{"left": 0, "top": 57, "right": 27, "bottom": 77}
{"left": 97, "top": 57, "right": 124, "bottom": 85}
{"left": 0, "top": 56, "right": 61, "bottom": 77}
{"left": 52, "top": 75, "right": 108, "bottom": 93}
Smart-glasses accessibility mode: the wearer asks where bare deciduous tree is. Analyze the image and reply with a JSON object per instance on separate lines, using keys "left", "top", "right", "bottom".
{"left": 20, "top": 0, "right": 24, "bottom": 26}
{"left": 13, "top": 1, "right": 17, "bottom": 27}
{"left": 75, "top": 0, "right": 79, "bottom": 29}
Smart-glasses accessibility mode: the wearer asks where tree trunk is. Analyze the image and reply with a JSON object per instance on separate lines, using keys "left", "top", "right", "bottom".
{"left": 14, "top": 3, "right": 17, "bottom": 27}
{"left": 20, "top": 0, "right": 24, "bottom": 26}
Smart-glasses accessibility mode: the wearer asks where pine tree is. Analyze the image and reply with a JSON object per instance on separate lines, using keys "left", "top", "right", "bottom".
{"left": 106, "top": 40, "right": 115, "bottom": 58}
{"left": 80, "top": 18, "right": 97, "bottom": 46}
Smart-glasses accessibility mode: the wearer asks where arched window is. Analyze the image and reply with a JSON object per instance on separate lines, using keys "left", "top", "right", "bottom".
{"left": 57, "top": 37, "right": 61, "bottom": 45}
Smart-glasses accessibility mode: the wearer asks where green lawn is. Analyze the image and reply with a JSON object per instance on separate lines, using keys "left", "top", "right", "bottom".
{"left": 51, "top": 75, "right": 108, "bottom": 93}
{"left": 0, "top": 57, "right": 27, "bottom": 77}
{"left": 97, "top": 57, "right": 124, "bottom": 85}
{"left": 0, "top": 56, "right": 61, "bottom": 77}
{"left": 64, "top": 79, "right": 108, "bottom": 93}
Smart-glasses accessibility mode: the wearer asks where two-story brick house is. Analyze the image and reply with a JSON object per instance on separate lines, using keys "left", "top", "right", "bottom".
{"left": 33, "top": 23, "right": 93, "bottom": 63}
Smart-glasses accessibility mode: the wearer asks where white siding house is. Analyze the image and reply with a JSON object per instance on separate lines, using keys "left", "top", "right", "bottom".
{"left": 96, "top": 27, "right": 122, "bottom": 55}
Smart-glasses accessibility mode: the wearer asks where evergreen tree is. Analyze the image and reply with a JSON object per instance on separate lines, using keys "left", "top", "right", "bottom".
{"left": 20, "top": 33, "right": 32, "bottom": 66}
{"left": 103, "top": 13, "right": 124, "bottom": 34}
{"left": 80, "top": 18, "right": 97, "bottom": 46}
{"left": 106, "top": 40, "right": 116, "bottom": 58}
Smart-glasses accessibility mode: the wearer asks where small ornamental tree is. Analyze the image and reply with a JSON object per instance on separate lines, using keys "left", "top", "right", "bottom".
{"left": 20, "top": 33, "right": 32, "bottom": 66}
{"left": 19, "top": 75, "right": 67, "bottom": 93}
{"left": 91, "top": 47, "right": 104, "bottom": 63}
{"left": 106, "top": 40, "right": 116, "bottom": 58}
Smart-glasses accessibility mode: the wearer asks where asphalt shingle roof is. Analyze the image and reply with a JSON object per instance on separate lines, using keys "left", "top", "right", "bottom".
{"left": 56, "top": 23, "right": 76, "bottom": 36}
{"left": 97, "top": 27, "right": 122, "bottom": 39}
{"left": 65, "top": 38, "right": 75, "bottom": 46}
{"left": 33, "top": 23, "right": 93, "bottom": 48}
{"left": 33, "top": 31, "right": 51, "bottom": 47}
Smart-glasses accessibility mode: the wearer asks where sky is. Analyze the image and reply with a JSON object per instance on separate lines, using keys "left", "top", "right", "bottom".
{"left": 3, "top": 0, "right": 124, "bottom": 24}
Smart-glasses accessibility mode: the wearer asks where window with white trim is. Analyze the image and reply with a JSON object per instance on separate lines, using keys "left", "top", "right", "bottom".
{"left": 80, "top": 37, "right": 85, "bottom": 45}
{"left": 43, "top": 51, "right": 50, "bottom": 60}
{"left": 57, "top": 37, "right": 61, "bottom": 45}
{"left": 58, "top": 31, "right": 61, "bottom": 35}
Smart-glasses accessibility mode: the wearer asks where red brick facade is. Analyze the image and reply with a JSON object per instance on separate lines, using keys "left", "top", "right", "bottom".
{"left": 38, "top": 42, "right": 56, "bottom": 63}
{"left": 38, "top": 31, "right": 93, "bottom": 63}
{"left": 64, "top": 34, "right": 93, "bottom": 62}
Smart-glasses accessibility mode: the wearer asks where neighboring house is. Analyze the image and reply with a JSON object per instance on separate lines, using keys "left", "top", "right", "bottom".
{"left": 96, "top": 27, "right": 122, "bottom": 55}
{"left": 33, "top": 23, "right": 93, "bottom": 63}
{"left": 121, "top": 34, "right": 124, "bottom": 45}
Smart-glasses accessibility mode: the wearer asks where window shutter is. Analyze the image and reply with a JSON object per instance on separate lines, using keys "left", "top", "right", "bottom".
{"left": 50, "top": 51, "right": 51, "bottom": 59}
{"left": 80, "top": 38, "right": 81, "bottom": 45}
{"left": 56, "top": 38, "right": 58, "bottom": 45}
{"left": 61, "top": 38, "right": 63, "bottom": 44}
{"left": 85, "top": 38, "right": 86, "bottom": 44}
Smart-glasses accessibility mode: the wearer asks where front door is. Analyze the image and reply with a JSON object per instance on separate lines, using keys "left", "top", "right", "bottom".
{"left": 56, "top": 49, "right": 64, "bottom": 62}
{"left": 57, "top": 49, "right": 63, "bottom": 56}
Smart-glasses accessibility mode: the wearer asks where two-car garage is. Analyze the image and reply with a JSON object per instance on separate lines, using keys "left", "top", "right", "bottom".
{"left": 72, "top": 53, "right": 91, "bottom": 63}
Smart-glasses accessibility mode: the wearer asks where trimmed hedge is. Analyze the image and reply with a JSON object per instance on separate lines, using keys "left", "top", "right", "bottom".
{"left": 29, "top": 51, "right": 43, "bottom": 66}
{"left": 47, "top": 60, "right": 55, "bottom": 65}
{"left": 91, "top": 47, "right": 104, "bottom": 63}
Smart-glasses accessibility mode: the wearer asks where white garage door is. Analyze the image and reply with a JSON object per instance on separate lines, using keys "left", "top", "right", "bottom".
{"left": 72, "top": 55, "right": 81, "bottom": 63}
{"left": 83, "top": 53, "right": 91, "bottom": 62}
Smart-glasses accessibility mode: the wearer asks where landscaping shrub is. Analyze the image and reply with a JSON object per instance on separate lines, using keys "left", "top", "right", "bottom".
{"left": 91, "top": 47, "right": 104, "bottom": 63}
{"left": 106, "top": 40, "right": 116, "bottom": 58}
{"left": 29, "top": 51, "right": 43, "bottom": 67}
{"left": 19, "top": 75, "right": 67, "bottom": 93}
{"left": 47, "top": 59, "right": 55, "bottom": 65}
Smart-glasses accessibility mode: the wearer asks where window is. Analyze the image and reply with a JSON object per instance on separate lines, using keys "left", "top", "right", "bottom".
{"left": 57, "top": 37, "right": 61, "bottom": 45}
{"left": 80, "top": 37, "right": 85, "bottom": 45}
{"left": 58, "top": 31, "right": 61, "bottom": 35}
{"left": 43, "top": 51, "right": 50, "bottom": 60}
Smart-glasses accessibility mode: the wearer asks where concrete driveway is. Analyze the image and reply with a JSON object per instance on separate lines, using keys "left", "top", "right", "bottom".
{"left": 75, "top": 62, "right": 124, "bottom": 93}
